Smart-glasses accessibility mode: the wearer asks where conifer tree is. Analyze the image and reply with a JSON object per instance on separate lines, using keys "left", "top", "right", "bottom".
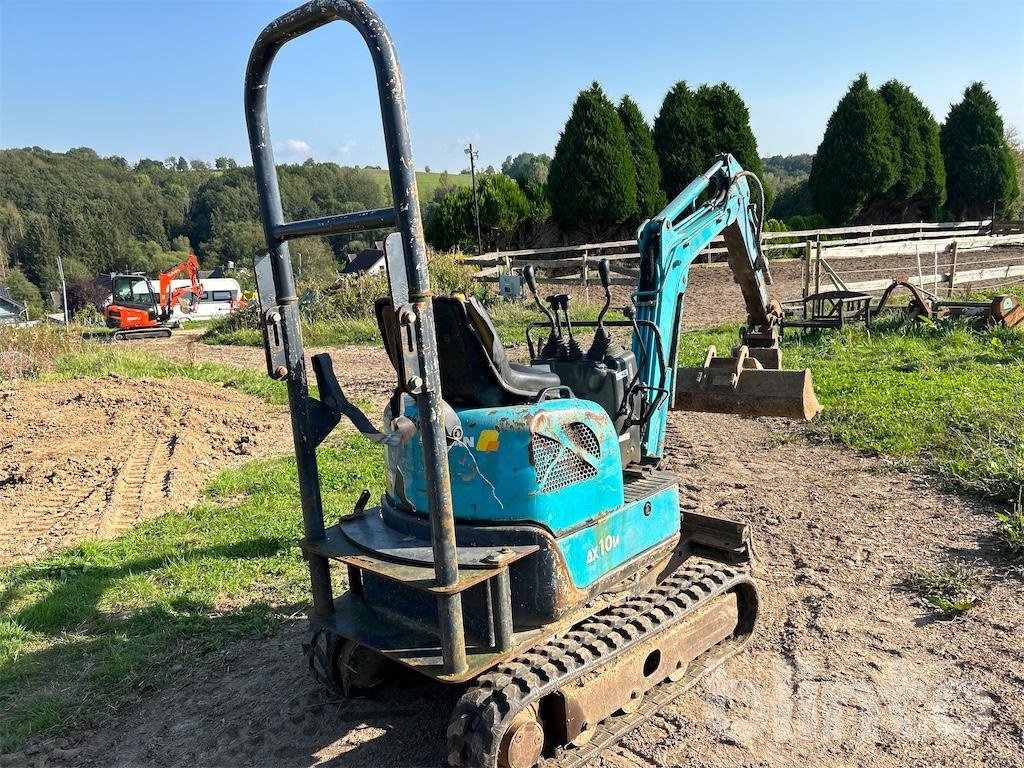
{"left": 617, "top": 95, "right": 667, "bottom": 219}
{"left": 808, "top": 74, "right": 899, "bottom": 223}
{"left": 547, "top": 82, "right": 638, "bottom": 235}
{"left": 940, "top": 82, "right": 1018, "bottom": 219}
{"left": 652, "top": 81, "right": 709, "bottom": 198}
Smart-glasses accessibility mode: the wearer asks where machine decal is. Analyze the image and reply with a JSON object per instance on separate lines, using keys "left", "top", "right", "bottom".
{"left": 476, "top": 429, "right": 500, "bottom": 452}
{"left": 585, "top": 533, "right": 621, "bottom": 564}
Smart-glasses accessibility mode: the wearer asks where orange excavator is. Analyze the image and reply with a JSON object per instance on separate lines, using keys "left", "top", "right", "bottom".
{"left": 104, "top": 254, "right": 203, "bottom": 340}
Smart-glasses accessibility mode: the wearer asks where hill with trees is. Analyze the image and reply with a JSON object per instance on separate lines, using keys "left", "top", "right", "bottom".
{"left": 0, "top": 148, "right": 459, "bottom": 312}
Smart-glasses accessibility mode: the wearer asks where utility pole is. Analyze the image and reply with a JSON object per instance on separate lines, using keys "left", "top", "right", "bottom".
{"left": 55, "top": 254, "right": 68, "bottom": 329}
{"left": 465, "top": 143, "right": 483, "bottom": 254}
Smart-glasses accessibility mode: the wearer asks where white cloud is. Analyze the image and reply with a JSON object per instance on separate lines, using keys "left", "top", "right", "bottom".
{"left": 275, "top": 138, "right": 313, "bottom": 158}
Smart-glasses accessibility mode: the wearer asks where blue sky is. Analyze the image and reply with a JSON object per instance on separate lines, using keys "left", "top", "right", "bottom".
{"left": 1, "top": 0, "right": 1021, "bottom": 171}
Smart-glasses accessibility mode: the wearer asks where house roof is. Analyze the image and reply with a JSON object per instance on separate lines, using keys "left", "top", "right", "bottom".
{"left": 342, "top": 249, "right": 385, "bottom": 275}
{"left": 0, "top": 285, "right": 26, "bottom": 316}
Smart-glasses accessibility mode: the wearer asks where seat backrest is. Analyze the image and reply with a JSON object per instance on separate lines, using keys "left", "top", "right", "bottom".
{"left": 376, "top": 295, "right": 529, "bottom": 408}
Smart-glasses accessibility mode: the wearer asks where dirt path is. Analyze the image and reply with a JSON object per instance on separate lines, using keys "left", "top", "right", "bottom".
{"left": 0, "top": 377, "right": 290, "bottom": 563}
{"left": 144, "top": 329, "right": 397, "bottom": 405}
{"left": 9, "top": 410, "right": 1021, "bottom": 767}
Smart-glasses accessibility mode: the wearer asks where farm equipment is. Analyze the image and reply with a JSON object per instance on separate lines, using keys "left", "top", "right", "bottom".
{"left": 874, "top": 279, "right": 1023, "bottom": 328}
{"left": 104, "top": 254, "right": 202, "bottom": 340}
{"left": 245, "top": 2, "right": 820, "bottom": 766}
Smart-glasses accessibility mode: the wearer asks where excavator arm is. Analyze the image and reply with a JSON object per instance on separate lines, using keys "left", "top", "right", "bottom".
{"left": 158, "top": 254, "right": 202, "bottom": 319}
{"left": 633, "top": 154, "right": 818, "bottom": 461}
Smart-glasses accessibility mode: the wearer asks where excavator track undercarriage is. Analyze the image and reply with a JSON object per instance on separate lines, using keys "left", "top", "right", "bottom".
{"left": 447, "top": 558, "right": 758, "bottom": 768}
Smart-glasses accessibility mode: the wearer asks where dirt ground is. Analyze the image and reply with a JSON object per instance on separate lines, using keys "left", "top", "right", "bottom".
{"left": 8, "top": 403, "right": 1022, "bottom": 767}
{"left": 0, "top": 376, "right": 290, "bottom": 563}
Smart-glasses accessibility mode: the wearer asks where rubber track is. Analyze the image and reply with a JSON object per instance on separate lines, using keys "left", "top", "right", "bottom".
{"left": 446, "top": 559, "right": 755, "bottom": 768}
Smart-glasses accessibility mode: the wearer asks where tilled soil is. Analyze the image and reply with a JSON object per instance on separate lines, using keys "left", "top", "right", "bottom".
{"left": 0, "top": 376, "right": 289, "bottom": 563}
{"left": 10, "top": 411, "right": 1021, "bottom": 768}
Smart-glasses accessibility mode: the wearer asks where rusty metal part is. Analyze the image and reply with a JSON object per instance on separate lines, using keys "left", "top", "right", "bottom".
{"left": 498, "top": 706, "right": 545, "bottom": 768}
{"left": 673, "top": 345, "right": 821, "bottom": 421}
{"left": 446, "top": 558, "right": 759, "bottom": 768}
{"left": 554, "top": 592, "right": 739, "bottom": 746}
{"left": 875, "top": 282, "right": 1023, "bottom": 329}
{"left": 987, "top": 294, "right": 1024, "bottom": 327}
{"left": 874, "top": 280, "right": 936, "bottom": 321}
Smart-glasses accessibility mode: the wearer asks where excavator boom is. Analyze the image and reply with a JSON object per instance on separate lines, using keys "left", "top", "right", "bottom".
{"left": 633, "top": 154, "right": 819, "bottom": 460}
{"left": 158, "top": 254, "right": 203, "bottom": 316}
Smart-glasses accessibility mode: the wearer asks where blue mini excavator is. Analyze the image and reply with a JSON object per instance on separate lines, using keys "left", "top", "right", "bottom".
{"left": 245, "top": 3, "right": 820, "bottom": 766}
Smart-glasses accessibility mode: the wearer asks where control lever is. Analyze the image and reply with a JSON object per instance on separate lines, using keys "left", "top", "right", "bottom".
{"left": 523, "top": 265, "right": 560, "bottom": 360}
{"left": 557, "top": 294, "right": 583, "bottom": 360}
{"left": 587, "top": 259, "right": 618, "bottom": 360}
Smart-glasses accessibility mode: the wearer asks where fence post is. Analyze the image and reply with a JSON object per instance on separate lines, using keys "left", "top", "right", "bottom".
{"left": 583, "top": 250, "right": 590, "bottom": 303}
{"left": 813, "top": 241, "right": 822, "bottom": 295}
{"left": 947, "top": 240, "right": 959, "bottom": 298}
{"left": 803, "top": 241, "right": 812, "bottom": 299}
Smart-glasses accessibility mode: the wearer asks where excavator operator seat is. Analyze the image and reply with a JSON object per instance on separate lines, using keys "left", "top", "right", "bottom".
{"left": 376, "top": 295, "right": 559, "bottom": 409}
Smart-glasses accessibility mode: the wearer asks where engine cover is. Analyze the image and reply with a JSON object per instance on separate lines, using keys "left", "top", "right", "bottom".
{"left": 387, "top": 399, "right": 623, "bottom": 534}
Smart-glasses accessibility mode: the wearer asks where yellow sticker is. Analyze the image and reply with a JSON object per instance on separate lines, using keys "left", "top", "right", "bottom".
{"left": 476, "top": 429, "right": 499, "bottom": 452}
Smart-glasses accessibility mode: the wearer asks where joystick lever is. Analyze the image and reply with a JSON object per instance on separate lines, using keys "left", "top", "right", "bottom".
{"left": 523, "top": 265, "right": 561, "bottom": 360}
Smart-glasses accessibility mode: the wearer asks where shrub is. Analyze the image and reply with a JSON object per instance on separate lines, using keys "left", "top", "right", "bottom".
{"left": 0, "top": 324, "right": 80, "bottom": 382}
{"left": 424, "top": 175, "right": 530, "bottom": 252}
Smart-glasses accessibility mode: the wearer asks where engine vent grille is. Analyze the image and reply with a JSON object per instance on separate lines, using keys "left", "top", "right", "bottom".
{"left": 530, "top": 422, "right": 600, "bottom": 493}
{"left": 563, "top": 422, "right": 600, "bottom": 457}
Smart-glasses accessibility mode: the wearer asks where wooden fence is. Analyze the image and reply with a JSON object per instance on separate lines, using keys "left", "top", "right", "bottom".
{"left": 466, "top": 219, "right": 1024, "bottom": 298}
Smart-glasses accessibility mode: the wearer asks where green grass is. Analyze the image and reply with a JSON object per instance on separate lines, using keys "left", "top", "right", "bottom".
{"left": 906, "top": 564, "right": 980, "bottom": 616}
{"left": 681, "top": 317, "right": 1024, "bottom": 506}
{"left": 362, "top": 168, "right": 472, "bottom": 202}
{"left": 203, "top": 318, "right": 382, "bottom": 349}
{"left": 46, "top": 346, "right": 291, "bottom": 404}
{"left": 0, "top": 437, "right": 383, "bottom": 752}
{"left": 995, "top": 495, "right": 1024, "bottom": 561}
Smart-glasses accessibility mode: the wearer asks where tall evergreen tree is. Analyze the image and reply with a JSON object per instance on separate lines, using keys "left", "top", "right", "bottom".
{"left": 808, "top": 74, "right": 899, "bottom": 223}
{"left": 652, "top": 81, "right": 709, "bottom": 198}
{"left": 617, "top": 96, "right": 667, "bottom": 219}
{"left": 878, "top": 80, "right": 926, "bottom": 217}
{"left": 547, "top": 82, "right": 637, "bottom": 236}
{"left": 913, "top": 99, "right": 947, "bottom": 219}
{"left": 694, "top": 83, "right": 772, "bottom": 210}
{"left": 940, "top": 82, "right": 1018, "bottom": 219}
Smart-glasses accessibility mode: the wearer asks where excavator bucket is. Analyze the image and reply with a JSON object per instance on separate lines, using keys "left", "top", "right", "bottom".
{"left": 673, "top": 345, "right": 821, "bottom": 421}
